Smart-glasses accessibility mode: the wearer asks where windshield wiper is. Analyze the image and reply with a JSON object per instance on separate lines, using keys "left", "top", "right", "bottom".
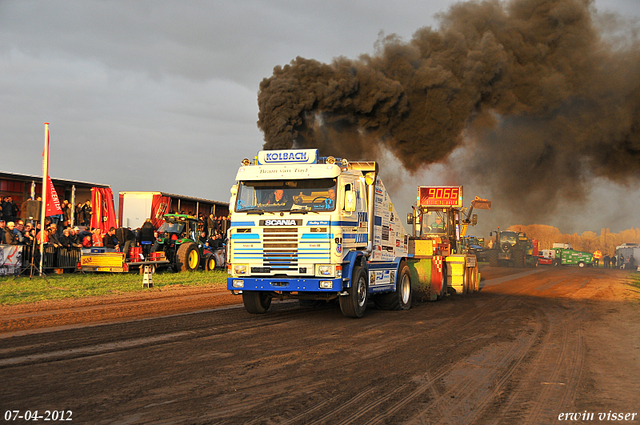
{"left": 246, "top": 209, "right": 265, "bottom": 215}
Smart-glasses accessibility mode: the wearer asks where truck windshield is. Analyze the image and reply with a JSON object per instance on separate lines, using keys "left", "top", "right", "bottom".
{"left": 421, "top": 211, "right": 447, "bottom": 235}
{"left": 500, "top": 232, "right": 517, "bottom": 246}
{"left": 158, "top": 222, "right": 185, "bottom": 234}
{"left": 235, "top": 178, "right": 337, "bottom": 213}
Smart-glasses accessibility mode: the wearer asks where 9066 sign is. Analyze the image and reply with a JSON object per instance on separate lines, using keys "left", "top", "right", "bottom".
{"left": 418, "top": 186, "right": 463, "bottom": 208}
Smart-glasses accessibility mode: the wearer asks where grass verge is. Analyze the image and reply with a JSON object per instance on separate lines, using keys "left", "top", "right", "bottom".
{"left": 0, "top": 270, "right": 228, "bottom": 306}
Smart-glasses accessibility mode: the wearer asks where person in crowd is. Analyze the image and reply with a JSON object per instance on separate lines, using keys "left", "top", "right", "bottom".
{"left": 36, "top": 226, "right": 49, "bottom": 245}
{"left": 48, "top": 224, "right": 62, "bottom": 248}
{"left": 209, "top": 233, "right": 223, "bottom": 250}
{"left": 611, "top": 255, "right": 617, "bottom": 268}
{"left": 4, "top": 222, "right": 18, "bottom": 245}
{"left": 138, "top": 219, "right": 155, "bottom": 258}
{"left": 58, "top": 228, "right": 73, "bottom": 249}
{"left": 629, "top": 255, "right": 636, "bottom": 270}
{"left": 2, "top": 196, "right": 19, "bottom": 223}
{"left": 26, "top": 228, "right": 37, "bottom": 246}
{"left": 0, "top": 219, "right": 5, "bottom": 244}
{"left": 22, "top": 222, "right": 35, "bottom": 246}
{"left": 207, "top": 213, "right": 217, "bottom": 237}
{"left": 619, "top": 255, "right": 625, "bottom": 269}
{"left": 82, "top": 201, "right": 92, "bottom": 226}
{"left": 13, "top": 220, "right": 25, "bottom": 244}
{"left": 91, "top": 228, "right": 104, "bottom": 247}
{"left": 103, "top": 227, "right": 119, "bottom": 250}
{"left": 61, "top": 200, "right": 73, "bottom": 224}
{"left": 138, "top": 219, "right": 155, "bottom": 244}
{"left": 56, "top": 219, "right": 70, "bottom": 240}
{"left": 75, "top": 203, "right": 85, "bottom": 226}
{"left": 205, "top": 232, "right": 217, "bottom": 249}
{"left": 603, "top": 254, "right": 610, "bottom": 268}
{"left": 199, "top": 231, "right": 208, "bottom": 245}
{"left": 78, "top": 227, "right": 92, "bottom": 248}
{"left": 115, "top": 227, "right": 136, "bottom": 255}
{"left": 68, "top": 227, "right": 82, "bottom": 248}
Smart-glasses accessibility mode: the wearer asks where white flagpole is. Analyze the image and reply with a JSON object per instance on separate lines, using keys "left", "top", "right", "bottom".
{"left": 40, "top": 123, "right": 49, "bottom": 276}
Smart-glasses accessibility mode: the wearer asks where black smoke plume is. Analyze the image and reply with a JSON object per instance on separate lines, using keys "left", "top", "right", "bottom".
{"left": 257, "top": 0, "right": 640, "bottom": 220}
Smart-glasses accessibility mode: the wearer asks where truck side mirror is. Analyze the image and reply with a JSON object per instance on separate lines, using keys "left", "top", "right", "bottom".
{"left": 407, "top": 213, "right": 413, "bottom": 225}
{"left": 471, "top": 214, "right": 478, "bottom": 226}
{"left": 345, "top": 191, "right": 356, "bottom": 212}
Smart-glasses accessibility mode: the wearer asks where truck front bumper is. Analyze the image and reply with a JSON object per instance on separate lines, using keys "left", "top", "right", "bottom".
{"left": 228, "top": 277, "right": 343, "bottom": 292}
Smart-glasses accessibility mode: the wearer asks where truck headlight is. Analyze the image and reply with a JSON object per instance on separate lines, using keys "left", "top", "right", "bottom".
{"left": 319, "top": 281, "right": 333, "bottom": 289}
{"left": 316, "top": 265, "right": 334, "bottom": 277}
{"left": 232, "top": 280, "right": 244, "bottom": 288}
{"left": 234, "top": 264, "right": 248, "bottom": 275}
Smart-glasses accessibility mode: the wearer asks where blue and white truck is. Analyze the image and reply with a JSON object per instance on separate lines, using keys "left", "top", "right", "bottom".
{"left": 226, "top": 149, "right": 411, "bottom": 317}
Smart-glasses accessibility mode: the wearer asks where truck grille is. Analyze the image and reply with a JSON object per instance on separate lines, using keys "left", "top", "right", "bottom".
{"left": 263, "top": 228, "right": 298, "bottom": 271}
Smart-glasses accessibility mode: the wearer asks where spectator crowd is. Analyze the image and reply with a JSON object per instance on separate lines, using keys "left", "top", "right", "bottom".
{"left": 2, "top": 196, "right": 229, "bottom": 271}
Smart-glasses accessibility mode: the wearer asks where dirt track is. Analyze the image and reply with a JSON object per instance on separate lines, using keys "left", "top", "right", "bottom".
{"left": 1, "top": 266, "right": 639, "bottom": 424}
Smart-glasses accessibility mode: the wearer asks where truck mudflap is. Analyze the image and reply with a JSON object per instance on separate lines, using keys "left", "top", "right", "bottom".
{"left": 228, "top": 277, "right": 343, "bottom": 292}
{"left": 407, "top": 255, "right": 444, "bottom": 301}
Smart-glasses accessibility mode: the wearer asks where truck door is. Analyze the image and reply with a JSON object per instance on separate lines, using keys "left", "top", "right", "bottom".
{"left": 341, "top": 178, "right": 367, "bottom": 249}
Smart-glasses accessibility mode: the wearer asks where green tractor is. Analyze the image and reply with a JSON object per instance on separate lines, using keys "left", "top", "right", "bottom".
{"left": 486, "top": 229, "right": 534, "bottom": 268}
{"left": 153, "top": 214, "right": 221, "bottom": 272}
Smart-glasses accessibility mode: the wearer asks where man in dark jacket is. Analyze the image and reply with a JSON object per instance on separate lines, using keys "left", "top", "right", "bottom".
{"left": 103, "top": 227, "right": 119, "bottom": 250}
{"left": 115, "top": 227, "right": 136, "bottom": 255}
{"left": 4, "top": 222, "right": 18, "bottom": 245}
{"left": 138, "top": 219, "right": 155, "bottom": 258}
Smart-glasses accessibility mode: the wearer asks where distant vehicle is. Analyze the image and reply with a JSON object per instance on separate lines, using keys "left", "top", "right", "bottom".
{"left": 538, "top": 249, "right": 554, "bottom": 266}
{"left": 551, "top": 244, "right": 593, "bottom": 267}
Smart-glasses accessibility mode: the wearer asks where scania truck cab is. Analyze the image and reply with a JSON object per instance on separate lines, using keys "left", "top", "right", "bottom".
{"left": 227, "top": 149, "right": 411, "bottom": 318}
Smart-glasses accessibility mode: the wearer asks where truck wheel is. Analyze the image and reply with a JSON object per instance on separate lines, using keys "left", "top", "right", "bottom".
{"left": 488, "top": 250, "right": 498, "bottom": 267}
{"left": 340, "top": 266, "right": 368, "bottom": 318}
{"left": 374, "top": 263, "right": 412, "bottom": 310}
{"left": 176, "top": 242, "right": 199, "bottom": 272}
{"left": 242, "top": 291, "right": 272, "bottom": 314}
{"left": 578, "top": 261, "right": 585, "bottom": 268}
{"left": 204, "top": 255, "right": 216, "bottom": 271}
{"left": 553, "top": 259, "right": 561, "bottom": 266}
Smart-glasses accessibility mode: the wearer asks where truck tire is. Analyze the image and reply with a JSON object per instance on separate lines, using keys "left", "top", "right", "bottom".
{"left": 472, "top": 266, "right": 480, "bottom": 292}
{"left": 439, "top": 263, "right": 448, "bottom": 299}
{"left": 488, "top": 250, "right": 498, "bottom": 267}
{"left": 374, "top": 262, "right": 412, "bottom": 310}
{"left": 176, "top": 242, "right": 199, "bottom": 272}
{"left": 340, "top": 266, "right": 368, "bottom": 318}
{"left": 514, "top": 250, "right": 525, "bottom": 268}
{"left": 204, "top": 254, "right": 216, "bottom": 271}
{"left": 242, "top": 291, "right": 272, "bottom": 314}
{"left": 578, "top": 261, "right": 585, "bottom": 268}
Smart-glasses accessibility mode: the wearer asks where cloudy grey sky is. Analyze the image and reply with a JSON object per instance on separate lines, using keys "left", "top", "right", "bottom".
{"left": 1, "top": 0, "right": 639, "bottom": 236}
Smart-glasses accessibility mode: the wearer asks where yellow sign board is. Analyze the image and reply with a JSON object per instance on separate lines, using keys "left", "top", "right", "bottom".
{"left": 81, "top": 253, "right": 125, "bottom": 268}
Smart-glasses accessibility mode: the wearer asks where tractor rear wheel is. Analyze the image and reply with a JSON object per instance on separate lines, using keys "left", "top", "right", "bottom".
{"left": 176, "top": 242, "right": 199, "bottom": 272}
{"left": 488, "top": 250, "right": 498, "bottom": 267}
{"left": 204, "top": 254, "right": 216, "bottom": 271}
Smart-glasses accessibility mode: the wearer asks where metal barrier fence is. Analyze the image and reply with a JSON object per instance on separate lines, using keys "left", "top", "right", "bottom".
{"left": 17, "top": 244, "right": 82, "bottom": 273}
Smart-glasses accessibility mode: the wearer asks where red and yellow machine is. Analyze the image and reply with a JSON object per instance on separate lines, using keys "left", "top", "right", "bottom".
{"left": 407, "top": 186, "right": 491, "bottom": 299}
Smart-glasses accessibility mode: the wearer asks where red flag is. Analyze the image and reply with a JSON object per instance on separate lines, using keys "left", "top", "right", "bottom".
{"left": 45, "top": 175, "right": 62, "bottom": 216}
{"left": 42, "top": 123, "right": 63, "bottom": 217}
